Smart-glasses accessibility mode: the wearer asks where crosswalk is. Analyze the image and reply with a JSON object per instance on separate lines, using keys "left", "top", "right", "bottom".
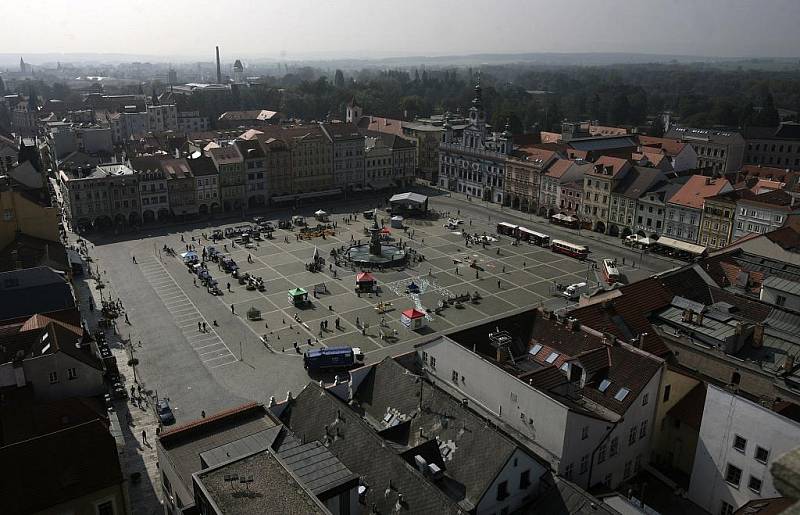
{"left": 138, "top": 256, "right": 238, "bottom": 369}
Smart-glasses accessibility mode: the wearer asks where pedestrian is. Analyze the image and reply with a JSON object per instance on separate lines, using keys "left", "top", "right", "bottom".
{"left": 497, "top": 279, "right": 501, "bottom": 289}
{"left": 475, "top": 270, "right": 479, "bottom": 279}
{"left": 231, "top": 304, "right": 235, "bottom": 314}
{"left": 356, "top": 316, "right": 360, "bottom": 327}
{"left": 201, "top": 410, "right": 206, "bottom": 418}
{"left": 523, "top": 261, "right": 526, "bottom": 268}
{"left": 125, "top": 313, "right": 130, "bottom": 324}
{"left": 193, "top": 278, "right": 197, "bottom": 286}
{"left": 198, "top": 321, "right": 202, "bottom": 332}
{"left": 141, "top": 429, "right": 148, "bottom": 445}
{"left": 203, "top": 321, "right": 207, "bottom": 332}
{"left": 227, "top": 282, "right": 231, "bottom": 291}
{"left": 132, "top": 255, "right": 136, "bottom": 263}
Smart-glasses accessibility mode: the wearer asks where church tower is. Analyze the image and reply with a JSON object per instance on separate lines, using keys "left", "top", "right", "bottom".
{"left": 346, "top": 97, "right": 362, "bottom": 124}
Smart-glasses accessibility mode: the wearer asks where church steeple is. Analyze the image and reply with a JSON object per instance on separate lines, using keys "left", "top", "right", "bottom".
{"left": 151, "top": 87, "right": 159, "bottom": 106}
{"left": 468, "top": 77, "right": 485, "bottom": 128}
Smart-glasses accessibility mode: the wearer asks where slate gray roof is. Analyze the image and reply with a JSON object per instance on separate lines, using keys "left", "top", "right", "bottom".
{"left": 612, "top": 166, "right": 666, "bottom": 199}
{"left": 567, "top": 136, "right": 637, "bottom": 152}
{"left": 528, "top": 477, "right": 619, "bottom": 514}
{"left": 0, "top": 267, "right": 74, "bottom": 322}
{"left": 199, "top": 426, "right": 282, "bottom": 468}
{"left": 158, "top": 403, "right": 277, "bottom": 495}
{"left": 280, "top": 383, "right": 463, "bottom": 515}
{"left": 276, "top": 435, "right": 358, "bottom": 496}
{"left": 194, "top": 449, "right": 329, "bottom": 515}
{"left": 354, "top": 357, "right": 530, "bottom": 511}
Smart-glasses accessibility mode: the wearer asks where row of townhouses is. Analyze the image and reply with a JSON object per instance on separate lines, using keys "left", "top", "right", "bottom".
{"left": 57, "top": 122, "right": 417, "bottom": 229}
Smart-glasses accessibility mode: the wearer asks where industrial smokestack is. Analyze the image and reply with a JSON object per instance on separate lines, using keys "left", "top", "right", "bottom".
{"left": 215, "top": 46, "right": 221, "bottom": 84}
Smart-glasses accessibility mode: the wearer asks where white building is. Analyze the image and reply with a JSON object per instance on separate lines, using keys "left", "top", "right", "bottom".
{"left": 177, "top": 110, "right": 209, "bottom": 133}
{"left": 732, "top": 189, "right": 800, "bottom": 240}
{"left": 415, "top": 311, "right": 664, "bottom": 491}
{"left": 439, "top": 82, "right": 512, "bottom": 203}
{"left": 688, "top": 384, "right": 800, "bottom": 515}
{"left": 759, "top": 276, "right": 800, "bottom": 311}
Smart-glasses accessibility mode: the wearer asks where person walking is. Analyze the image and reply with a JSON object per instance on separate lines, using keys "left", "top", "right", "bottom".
{"left": 141, "top": 429, "right": 148, "bottom": 445}
{"left": 201, "top": 410, "right": 206, "bottom": 418}
{"left": 231, "top": 304, "right": 235, "bottom": 314}
{"left": 198, "top": 321, "right": 202, "bottom": 332}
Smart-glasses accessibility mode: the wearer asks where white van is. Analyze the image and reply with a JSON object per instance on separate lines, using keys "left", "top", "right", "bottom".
{"left": 562, "top": 282, "right": 588, "bottom": 300}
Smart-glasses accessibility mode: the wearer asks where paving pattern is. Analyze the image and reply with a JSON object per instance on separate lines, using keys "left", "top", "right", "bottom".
{"left": 138, "top": 255, "right": 238, "bottom": 368}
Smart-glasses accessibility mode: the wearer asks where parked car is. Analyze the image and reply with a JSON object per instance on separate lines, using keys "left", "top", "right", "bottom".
{"left": 156, "top": 398, "right": 176, "bottom": 425}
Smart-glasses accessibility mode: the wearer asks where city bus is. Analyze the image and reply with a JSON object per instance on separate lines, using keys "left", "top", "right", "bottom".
{"left": 496, "top": 222, "right": 518, "bottom": 236}
{"left": 551, "top": 239, "right": 589, "bottom": 260}
{"left": 601, "top": 258, "right": 621, "bottom": 284}
{"left": 517, "top": 227, "right": 550, "bottom": 247}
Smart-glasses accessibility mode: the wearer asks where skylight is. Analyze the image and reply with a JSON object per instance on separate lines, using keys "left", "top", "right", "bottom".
{"left": 614, "top": 387, "right": 630, "bottom": 402}
{"left": 560, "top": 363, "right": 569, "bottom": 372}
{"left": 598, "top": 379, "right": 612, "bottom": 393}
{"left": 529, "top": 344, "right": 543, "bottom": 356}
{"left": 545, "top": 352, "right": 559, "bottom": 364}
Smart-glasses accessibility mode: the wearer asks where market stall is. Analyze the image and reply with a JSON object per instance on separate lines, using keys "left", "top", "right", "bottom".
{"left": 400, "top": 308, "right": 427, "bottom": 330}
{"left": 355, "top": 272, "right": 376, "bottom": 293}
{"left": 288, "top": 287, "right": 310, "bottom": 307}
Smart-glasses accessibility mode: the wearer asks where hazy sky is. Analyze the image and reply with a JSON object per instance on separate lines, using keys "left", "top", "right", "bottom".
{"left": 3, "top": 0, "right": 800, "bottom": 60}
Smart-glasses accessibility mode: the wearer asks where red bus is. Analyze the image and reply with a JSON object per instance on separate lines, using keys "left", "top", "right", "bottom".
{"left": 551, "top": 239, "right": 589, "bottom": 259}
{"left": 496, "top": 222, "right": 518, "bottom": 236}
{"left": 601, "top": 258, "right": 620, "bottom": 284}
{"left": 517, "top": 227, "right": 550, "bottom": 247}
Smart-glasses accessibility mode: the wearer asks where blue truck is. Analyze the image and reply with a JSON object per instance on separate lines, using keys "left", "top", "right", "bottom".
{"left": 303, "top": 346, "right": 364, "bottom": 371}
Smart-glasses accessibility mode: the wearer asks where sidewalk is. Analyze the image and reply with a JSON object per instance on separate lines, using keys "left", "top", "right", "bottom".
{"left": 72, "top": 243, "right": 164, "bottom": 515}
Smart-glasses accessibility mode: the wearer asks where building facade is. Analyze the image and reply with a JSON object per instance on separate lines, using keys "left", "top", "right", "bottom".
{"left": 209, "top": 145, "right": 245, "bottom": 212}
{"left": 162, "top": 158, "right": 197, "bottom": 217}
{"left": 688, "top": 384, "right": 800, "bottom": 515}
{"left": 187, "top": 155, "right": 220, "bottom": 214}
{"left": 235, "top": 139, "right": 267, "bottom": 208}
{"left": 699, "top": 191, "right": 742, "bottom": 250}
{"left": 506, "top": 147, "right": 557, "bottom": 213}
{"left": 320, "top": 122, "right": 365, "bottom": 191}
{"left": 732, "top": 189, "right": 800, "bottom": 240}
{"left": 177, "top": 110, "right": 209, "bottom": 133}
{"left": 129, "top": 156, "right": 171, "bottom": 222}
{"left": 665, "top": 127, "right": 745, "bottom": 173}
{"left": 743, "top": 123, "right": 800, "bottom": 170}
{"left": 438, "top": 84, "right": 512, "bottom": 203}
{"left": 582, "top": 157, "right": 632, "bottom": 234}
{"left": 666, "top": 176, "right": 732, "bottom": 243}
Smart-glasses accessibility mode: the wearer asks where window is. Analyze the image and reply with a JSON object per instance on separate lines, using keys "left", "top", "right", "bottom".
{"left": 564, "top": 463, "right": 574, "bottom": 479}
{"left": 610, "top": 437, "right": 619, "bottom": 457}
{"left": 629, "top": 426, "right": 637, "bottom": 445}
{"left": 545, "top": 352, "right": 559, "bottom": 364}
{"left": 67, "top": 367, "right": 77, "bottom": 380}
{"left": 604, "top": 473, "right": 613, "bottom": 487}
{"left": 452, "top": 370, "right": 459, "bottom": 383}
{"left": 720, "top": 500, "right": 734, "bottom": 515}
{"left": 776, "top": 295, "right": 787, "bottom": 307}
{"left": 96, "top": 500, "right": 115, "bottom": 515}
{"left": 496, "top": 480, "right": 509, "bottom": 500}
{"left": 725, "top": 463, "right": 742, "bottom": 487}
{"left": 615, "top": 388, "right": 630, "bottom": 402}
{"left": 597, "top": 443, "right": 607, "bottom": 463}
{"left": 755, "top": 446, "right": 770, "bottom": 463}
{"left": 429, "top": 356, "right": 436, "bottom": 369}
{"left": 640, "top": 421, "right": 648, "bottom": 439}
{"left": 422, "top": 351, "right": 428, "bottom": 363}
{"left": 731, "top": 372, "right": 741, "bottom": 385}
{"left": 510, "top": 392, "right": 518, "bottom": 403}
{"left": 48, "top": 371, "right": 58, "bottom": 384}
{"left": 519, "top": 469, "right": 531, "bottom": 489}
{"left": 642, "top": 393, "right": 649, "bottom": 406}
{"left": 623, "top": 460, "right": 632, "bottom": 479}
{"left": 748, "top": 475, "right": 763, "bottom": 493}
{"left": 733, "top": 435, "right": 747, "bottom": 452}
{"left": 581, "top": 426, "right": 589, "bottom": 440}
{"left": 579, "top": 454, "right": 589, "bottom": 474}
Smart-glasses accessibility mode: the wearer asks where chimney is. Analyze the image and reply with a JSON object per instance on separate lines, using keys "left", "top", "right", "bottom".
{"left": 215, "top": 46, "right": 222, "bottom": 84}
{"left": 783, "top": 355, "right": 795, "bottom": 376}
{"left": 638, "top": 332, "right": 648, "bottom": 348}
{"left": 414, "top": 455, "right": 427, "bottom": 474}
{"left": 696, "top": 311, "right": 704, "bottom": 326}
{"left": 752, "top": 323, "right": 764, "bottom": 348}
{"left": 706, "top": 177, "right": 712, "bottom": 185}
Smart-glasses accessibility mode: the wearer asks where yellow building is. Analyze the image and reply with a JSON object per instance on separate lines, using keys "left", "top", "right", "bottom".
{"left": 0, "top": 177, "right": 60, "bottom": 250}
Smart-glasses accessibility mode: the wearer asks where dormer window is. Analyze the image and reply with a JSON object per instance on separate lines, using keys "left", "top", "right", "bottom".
{"left": 599, "top": 379, "right": 612, "bottom": 392}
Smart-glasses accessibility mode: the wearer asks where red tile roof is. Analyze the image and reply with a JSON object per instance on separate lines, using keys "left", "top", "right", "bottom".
{"left": 546, "top": 159, "right": 574, "bottom": 179}
{"left": 158, "top": 402, "right": 263, "bottom": 444}
{"left": 590, "top": 156, "right": 630, "bottom": 178}
{"left": 668, "top": 175, "right": 731, "bottom": 209}
{"left": 637, "top": 135, "right": 688, "bottom": 157}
